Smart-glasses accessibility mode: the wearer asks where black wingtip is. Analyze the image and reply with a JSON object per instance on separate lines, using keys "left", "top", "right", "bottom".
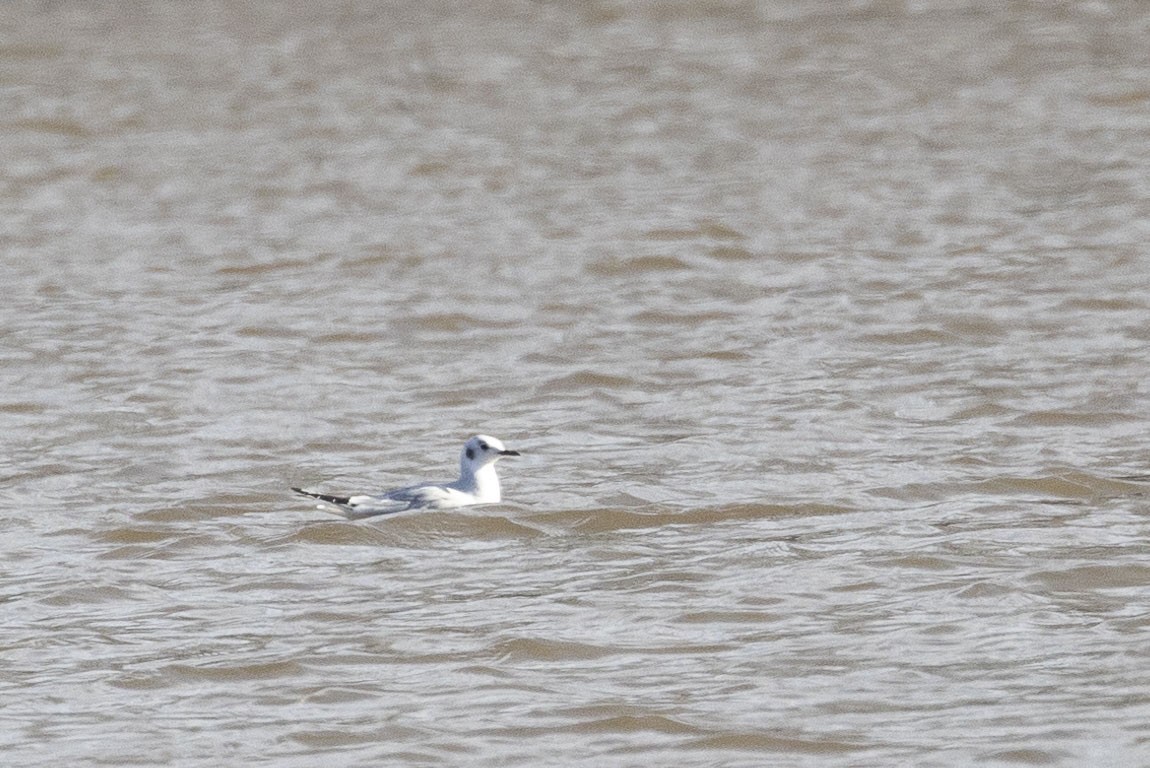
{"left": 292, "top": 487, "right": 354, "bottom": 506}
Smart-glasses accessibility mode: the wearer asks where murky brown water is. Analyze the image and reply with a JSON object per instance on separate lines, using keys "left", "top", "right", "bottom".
{"left": 3, "top": 1, "right": 1150, "bottom": 765}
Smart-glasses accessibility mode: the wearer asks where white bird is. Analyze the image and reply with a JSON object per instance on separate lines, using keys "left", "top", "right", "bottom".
{"left": 292, "top": 434, "right": 520, "bottom": 519}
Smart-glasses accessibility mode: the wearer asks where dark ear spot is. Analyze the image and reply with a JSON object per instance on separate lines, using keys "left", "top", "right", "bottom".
{"left": 466, "top": 448, "right": 475, "bottom": 460}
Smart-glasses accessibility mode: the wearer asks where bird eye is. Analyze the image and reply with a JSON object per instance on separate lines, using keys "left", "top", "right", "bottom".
{"left": 478, "top": 441, "right": 489, "bottom": 451}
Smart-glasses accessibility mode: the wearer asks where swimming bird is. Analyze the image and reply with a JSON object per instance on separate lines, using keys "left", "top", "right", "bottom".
{"left": 292, "top": 434, "right": 520, "bottom": 519}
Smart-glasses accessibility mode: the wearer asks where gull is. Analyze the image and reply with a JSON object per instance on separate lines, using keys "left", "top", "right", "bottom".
{"left": 292, "top": 434, "right": 520, "bottom": 519}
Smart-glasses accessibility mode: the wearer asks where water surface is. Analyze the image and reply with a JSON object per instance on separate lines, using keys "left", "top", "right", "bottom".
{"left": 3, "top": 2, "right": 1150, "bottom": 765}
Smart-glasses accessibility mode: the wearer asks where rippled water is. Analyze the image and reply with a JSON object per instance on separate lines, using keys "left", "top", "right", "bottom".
{"left": 4, "top": 2, "right": 1150, "bottom": 765}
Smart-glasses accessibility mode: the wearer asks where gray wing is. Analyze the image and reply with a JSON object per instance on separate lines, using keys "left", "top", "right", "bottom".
{"left": 293, "top": 484, "right": 465, "bottom": 519}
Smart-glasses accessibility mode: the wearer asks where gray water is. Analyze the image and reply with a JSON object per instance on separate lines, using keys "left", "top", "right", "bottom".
{"left": 3, "top": 2, "right": 1150, "bottom": 765}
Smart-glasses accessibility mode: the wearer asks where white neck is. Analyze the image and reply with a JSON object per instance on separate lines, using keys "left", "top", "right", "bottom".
{"left": 458, "top": 461, "right": 502, "bottom": 503}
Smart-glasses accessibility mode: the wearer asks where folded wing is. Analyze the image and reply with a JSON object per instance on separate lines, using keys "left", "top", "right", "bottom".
{"left": 292, "top": 483, "right": 471, "bottom": 519}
